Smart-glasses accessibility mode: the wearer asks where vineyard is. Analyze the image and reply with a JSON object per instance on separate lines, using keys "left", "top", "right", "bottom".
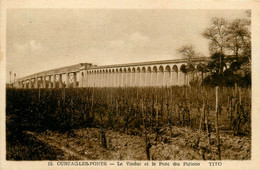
{"left": 6, "top": 86, "right": 251, "bottom": 160}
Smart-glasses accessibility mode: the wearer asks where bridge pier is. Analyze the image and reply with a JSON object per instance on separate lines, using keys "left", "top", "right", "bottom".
{"left": 58, "top": 74, "right": 63, "bottom": 88}
{"left": 34, "top": 77, "right": 38, "bottom": 88}
{"left": 52, "top": 74, "right": 55, "bottom": 88}
{"left": 46, "top": 76, "right": 49, "bottom": 88}
{"left": 73, "top": 72, "right": 77, "bottom": 88}
{"left": 141, "top": 68, "right": 146, "bottom": 87}
{"left": 79, "top": 71, "right": 84, "bottom": 88}
{"left": 42, "top": 76, "right": 46, "bottom": 88}
{"left": 28, "top": 79, "right": 32, "bottom": 89}
{"left": 66, "top": 73, "right": 69, "bottom": 88}
{"left": 38, "top": 77, "right": 42, "bottom": 88}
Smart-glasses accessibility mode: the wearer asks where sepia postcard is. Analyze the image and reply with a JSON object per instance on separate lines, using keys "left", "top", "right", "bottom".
{"left": 1, "top": 0, "right": 260, "bottom": 169}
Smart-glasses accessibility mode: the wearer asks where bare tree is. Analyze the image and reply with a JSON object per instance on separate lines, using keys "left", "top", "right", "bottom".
{"left": 203, "top": 17, "right": 228, "bottom": 54}
{"left": 177, "top": 44, "right": 202, "bottom": 84}
{"left": 226, "top": 19, "right": 251, "bottom": 62}
{"left": 177, "top": 44, "right": 197, "bottom": 61}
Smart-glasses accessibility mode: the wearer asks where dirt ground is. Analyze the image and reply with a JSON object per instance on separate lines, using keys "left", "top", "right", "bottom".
{"left": 27, "top": 126, "right": 251, "bottom": 160}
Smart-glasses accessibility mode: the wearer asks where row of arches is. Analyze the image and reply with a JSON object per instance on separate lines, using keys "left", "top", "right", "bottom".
{"left": 81, "top": 64, "right": 187, "bottom": 87}
{"left": 85, "top": 65, "right": 179, "bottom": 74}
{"left": 18, "top": 63, "right": 200, "bottom": 88}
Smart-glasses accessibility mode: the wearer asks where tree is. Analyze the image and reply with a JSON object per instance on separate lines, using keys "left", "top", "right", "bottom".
{"left": 177, "top": 44, "right": 197, "bottom": 61}
{"left": 203, "top": 13, "right": 251, "bottom": 87}
{"left": 226, "top": 19, "right": 251, "bottom": 63}
{"left": 177, "top": 44, "right": 202, "bottom": 85}
{"left": 208, "top": 53, "right": 226, "bottom": 75}
{"left": 203, "top": 18, "right": 228, "bottom": 54}
{"left": 197, "top": 63, "right": 208, "bottom": 84}
{"left": 203, "top": 18, "right": 229, "bottom": 76}
{"left": 225, "top": 13, "right": 251, "bottom": 87}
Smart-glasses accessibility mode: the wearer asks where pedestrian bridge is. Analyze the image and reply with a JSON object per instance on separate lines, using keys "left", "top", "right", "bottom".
{"left": 13, "top": 57, "right": 209, "bottom": 88}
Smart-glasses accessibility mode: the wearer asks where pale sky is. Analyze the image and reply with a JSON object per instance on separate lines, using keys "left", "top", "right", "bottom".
{"left": 6, "top": 9, "right": 248, "bottom": 81}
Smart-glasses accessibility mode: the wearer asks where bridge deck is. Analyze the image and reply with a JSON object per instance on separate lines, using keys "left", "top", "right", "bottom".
{"left": 17, "top": 57, "right": 209, "bottom": 82}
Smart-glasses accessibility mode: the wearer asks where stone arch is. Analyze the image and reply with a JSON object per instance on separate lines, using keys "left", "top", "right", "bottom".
{"left": 104, "top": 69, "right": 108, "bottom": 86}
{"left": 171, "top": 65, "right": 179, "bottom": 86}
{"left": 153, "top": 66, "right": 158, "bottom": 73}
{"left": 147, "top": 66, "right": 152, "bottom": 73}
{"left": 180, "top": 64, "right": 187, "bottom": 72}
{"left": 159, "top": 65, "right": 164, "bottom": 72}
{"left": 165, "top": 65, "right": 171, "bottom": 72}
{"left": 172, "top": 65, "right": 178, "bottom": 72}
{"left": 121, "top": 68, "right": 127, "bottom": 87}
{"left": 111, "top": 69, "right": 116, "bottom": 87}
{"left": 100, "top": 70, "right": 104, "bottom": 87}
{"left": 131, "top": 67, "right": 136, "bottom": 86}
{"left": 141, "top": 67, "right": 146, "bottom": 72}
{"left": 152, "top": 66, "right": 158, "bottom": 86}
{"left": 114, "top": 69, "right": 118, "bottom": 87}
{"left": 158, "top": 66, "right": 164, "bottom": 87}
{"left": 126, "top": 67, "right": 131, "bottom": 87}
{"left": 147, "top": 67, "right": 152, "bottom": 86}
{"left": 135, "top": 67, "right": 141, "bottom": 86}
{"left": 107, "top": 69, "right": 112, "bottom": 87}
{"left": 118, "top": 68, "right": 122, "bottom": 87}
{"left": 179, "top": 64, "right": 187, "bottom": 86}
{"left": 165, "top": 65, "right": 171, "bottom": 86}
{"left": 141, "top": 67, "right": 146, "bottom": 86}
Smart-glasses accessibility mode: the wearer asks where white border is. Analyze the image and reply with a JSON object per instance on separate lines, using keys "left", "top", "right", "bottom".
{"left": 1, "top": 1, "right": 260, "bottom": 170}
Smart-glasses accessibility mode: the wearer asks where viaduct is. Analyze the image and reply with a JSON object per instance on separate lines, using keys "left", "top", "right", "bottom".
{"left": 13, "top": 57, "right": 209, "bottom": 89}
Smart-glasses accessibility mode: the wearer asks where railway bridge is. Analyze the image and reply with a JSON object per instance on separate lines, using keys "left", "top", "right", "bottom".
{"left": 13, "top": 57, "right": 209, "bottom": 88}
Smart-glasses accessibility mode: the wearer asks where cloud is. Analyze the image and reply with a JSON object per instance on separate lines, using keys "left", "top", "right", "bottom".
{"left": 15, "top": 40, "right": 42, "bottom": 53}
{"left": 130, "top": 32, "right": 149, "bottom": 43}
{"left": 109, "top": 40, "right": 125, "bottom": 48}
{"left": 28, "top": 40, "right": 42, "bottom": 51}
{"left": 108, "top": 32, "right": 150, "bottom": 51}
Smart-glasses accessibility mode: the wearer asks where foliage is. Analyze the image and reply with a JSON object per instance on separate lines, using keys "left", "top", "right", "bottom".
{"left": 202, "top": 14, "right": 251, "bottom": 87}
